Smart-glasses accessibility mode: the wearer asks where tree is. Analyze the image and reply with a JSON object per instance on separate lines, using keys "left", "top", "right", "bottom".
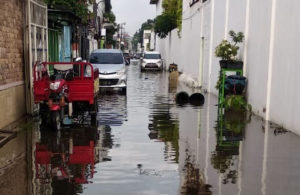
{"left": 131, "top": 19, "right": 155, "bottom": 50}
{"left": 154, "top": 0, "right": 182, "bottom": 39}
{"left": 44, "top": 0, "right": 93, "bottom": 24}
{"left": 104, "top": 11, "right": 117, "bottom": 47}
{"left": 131, "top": 31, "right": 140, "bottom": 51}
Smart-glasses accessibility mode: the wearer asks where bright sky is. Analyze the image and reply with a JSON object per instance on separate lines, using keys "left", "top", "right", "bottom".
{"left": 111, "top": 0, "right": 156, "bottom": 36}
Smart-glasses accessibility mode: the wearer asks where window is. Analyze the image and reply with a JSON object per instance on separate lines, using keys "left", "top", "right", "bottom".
{"left": 144, "top": 54, "right": 161, "bottom": 59}
{"left": 90, "top": 53, "right": 124, "bottom": 64}
{"left": 190, "top": 0, "right": 200, "bottom": 7}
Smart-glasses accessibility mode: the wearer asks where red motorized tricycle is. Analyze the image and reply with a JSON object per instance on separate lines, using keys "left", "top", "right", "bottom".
{"left": 34, "top": 61, "right": 99, "bottom": 130}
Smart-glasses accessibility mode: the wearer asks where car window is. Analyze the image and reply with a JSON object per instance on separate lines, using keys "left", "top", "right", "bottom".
{"left": 90, "top": 53, "right": 124, "bottom": 64}
{"left": 144, "top": 54, "right": 161, "bottom": 59}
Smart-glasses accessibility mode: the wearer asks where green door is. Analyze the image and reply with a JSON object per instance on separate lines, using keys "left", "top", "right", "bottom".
{"left": 48, "top": 29, "right": 59, "bottom": 62}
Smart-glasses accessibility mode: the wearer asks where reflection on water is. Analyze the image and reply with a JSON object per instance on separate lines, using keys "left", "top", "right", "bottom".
{"left": 33, "top": 126, "right": 99, "bottom": 195}
{"left": 211, "top": 108, "right": 249, "bottom": 185}
{"left": 180, "top": 143, "right": 212, "bottom": 195}
{"left": 148, "top": 96, "right": 179, "bottom": 163}
{"left": 3, "top": 65, "right": 300, "bottom": 195}
{"left": 97, "top": 94, "right": 127, "bottom": 127}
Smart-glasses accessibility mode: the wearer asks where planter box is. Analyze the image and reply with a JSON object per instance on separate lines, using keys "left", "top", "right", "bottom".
{"left": 225, "top": 75, "right": 247, "bottom": 95}
{"left": 219, "top": 60, "right": 243, "bottom": 69}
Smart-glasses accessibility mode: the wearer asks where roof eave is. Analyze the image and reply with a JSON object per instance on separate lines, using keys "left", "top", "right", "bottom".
{"left": 150, "top": 0, "right": 159, "bottom": 5}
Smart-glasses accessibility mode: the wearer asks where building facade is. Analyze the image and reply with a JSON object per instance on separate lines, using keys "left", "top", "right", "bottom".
{"left": 0, "top": 0, "right": 26, "bottom": 128}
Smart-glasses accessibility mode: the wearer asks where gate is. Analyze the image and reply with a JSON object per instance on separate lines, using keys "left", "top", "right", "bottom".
{"left": 25, "top": 0, "right": 48, "bottom": 114}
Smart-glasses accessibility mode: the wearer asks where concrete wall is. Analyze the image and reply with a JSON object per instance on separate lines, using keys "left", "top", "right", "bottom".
{"left": 0, "top": 0, "right": 26, "bottom": 128}
{"left": 154, "top": 0, "right": 300, "bottom": 134}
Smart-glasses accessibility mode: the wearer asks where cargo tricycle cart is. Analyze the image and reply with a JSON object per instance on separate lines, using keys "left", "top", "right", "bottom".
{"left": 34, "top": 62, "right": 99, "bottom": 130}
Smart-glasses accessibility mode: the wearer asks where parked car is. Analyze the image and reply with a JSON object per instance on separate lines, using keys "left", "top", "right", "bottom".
{"left": 141, "top": 51, "right": 163, "bottom": 71}
{"left": 90, "top": 49, "right": 127, "bottom": 94}
{"left": 123, "top": 51, "right": 131, "bottom": 65}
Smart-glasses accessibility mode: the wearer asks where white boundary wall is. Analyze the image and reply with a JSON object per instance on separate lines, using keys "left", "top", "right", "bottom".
{"left": 154, "top": 0, "right": 300, "bottom": 134}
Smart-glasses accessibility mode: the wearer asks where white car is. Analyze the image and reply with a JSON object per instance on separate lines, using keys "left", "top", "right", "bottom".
{"left": 90, "top": 49, "right": 127, "bottom": 94}
{"left": 141, "top": 51, "right": 163, "bottom": 71}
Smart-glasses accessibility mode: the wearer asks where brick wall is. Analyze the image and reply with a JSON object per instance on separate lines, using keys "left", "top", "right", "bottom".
{"left": 0, "top": 0, "right": 24, "bottom": 85}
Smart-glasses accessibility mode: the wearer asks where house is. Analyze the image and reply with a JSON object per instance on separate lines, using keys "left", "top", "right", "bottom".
{"left": 0, "top": 0, "right": 26, "bottom": 128}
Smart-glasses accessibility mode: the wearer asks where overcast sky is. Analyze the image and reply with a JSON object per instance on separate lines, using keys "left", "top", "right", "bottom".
{"left": 111, "top": 0, "right": 156, "bottom": 36}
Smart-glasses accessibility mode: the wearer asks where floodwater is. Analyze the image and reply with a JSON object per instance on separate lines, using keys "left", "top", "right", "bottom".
{"left": 1, "top": 61, "right": 300, "bottom": 195}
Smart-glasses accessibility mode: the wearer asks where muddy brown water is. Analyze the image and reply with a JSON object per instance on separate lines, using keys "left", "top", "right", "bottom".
{"left": 1, "top": 62, "right": 300, "bottom": 195}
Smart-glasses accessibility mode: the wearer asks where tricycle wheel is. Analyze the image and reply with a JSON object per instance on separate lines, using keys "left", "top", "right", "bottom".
{"left": 39, "top": 103, "right": 49, "bottom": 125}
{"left": 91, "top": 114, "right": 97, "bottom": 126}
{"left": 50, "top": 111, "right": 61, "bottom": 131}
{"left": 90, "top": 99, "right": 98, "bottom": 126}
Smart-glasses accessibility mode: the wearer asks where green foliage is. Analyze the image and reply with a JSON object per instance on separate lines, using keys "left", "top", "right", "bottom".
{"left": 224, "top": 95, "right": 252, "bottom": 112}
{"left": 131, "top": 31, "right": 140, "bottom": 51}
{"left": 154, "top": 14, "right": 177, "bottom": 38}
{"left": 44, "top": 0, "right": 92, "bottom": 24}
{"left": 132, "top": 19, "right": 155, "bottom": 50}
{"left": 104, "top": 11, "right": 116, "bottom": 23}
{"left": 229, "top": 31, "right": 244, "bottom": 44}
{"left": 142, "top": 19, "right": 155, "bottom": 30}
{"left": 104, "top": 11, "right": 117, "bottom": 47}
{"left": 177, "top": 0, "right": 182, "bottom": 35}
{"left": 154, "top": 0, "right": 182, "bottom": 39}
{"left": 215, "top": 70, "right": 222, "bottom": 90}
{"left": 215, "top": 30, "right": 244, "bottom": 61}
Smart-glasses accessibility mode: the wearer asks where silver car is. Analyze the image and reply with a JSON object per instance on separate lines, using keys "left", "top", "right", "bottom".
{"left": 90, "top": 49, "right": 127, "bottom": 94}
{"left": 141, "top": 51, "right": 163, "bottom": 71}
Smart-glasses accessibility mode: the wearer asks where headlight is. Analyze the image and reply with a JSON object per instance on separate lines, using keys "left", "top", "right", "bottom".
{"left": 50, "top": 81, "right": 61, "bottom": 90}
{"left": 143, "top": 60, "right": 146, "bottom": 63}
{"left": 117, "top": 68, "right": 125, "bottom": 75}
{"left": 157, "top": 61, "right": 162, "bottom": 64}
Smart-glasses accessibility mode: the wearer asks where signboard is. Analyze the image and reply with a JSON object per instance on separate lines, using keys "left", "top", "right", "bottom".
{"left": 101, "top": 28, "right": 106, "bottom": 36}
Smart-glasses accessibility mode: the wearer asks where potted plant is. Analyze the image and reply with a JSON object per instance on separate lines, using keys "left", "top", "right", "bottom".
{"left": 215, "top": 31, "right": 244, "bottom": 69}
{"left": 224, "top": 95, "right": 251, "bottom": 112}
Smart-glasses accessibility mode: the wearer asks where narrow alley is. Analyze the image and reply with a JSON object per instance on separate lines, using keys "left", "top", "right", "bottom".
{"left": 1, "top": 64, "right": 300, "bottom": 195}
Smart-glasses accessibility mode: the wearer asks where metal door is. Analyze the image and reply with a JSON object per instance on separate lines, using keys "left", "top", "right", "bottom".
{"left": 25, "top": 0, "right": 48, "bottom": 114}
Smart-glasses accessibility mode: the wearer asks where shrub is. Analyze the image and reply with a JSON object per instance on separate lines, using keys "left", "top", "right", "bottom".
{"left": 215, "top": 31, "right": 244, "bottom": 61}
{"left": 154, "top": 14, "right": 177, "bottom": 38}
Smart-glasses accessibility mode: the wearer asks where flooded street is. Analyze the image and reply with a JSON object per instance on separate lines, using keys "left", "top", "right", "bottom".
{"left": 1, "top": 62, "right": 300, "bottom": 195}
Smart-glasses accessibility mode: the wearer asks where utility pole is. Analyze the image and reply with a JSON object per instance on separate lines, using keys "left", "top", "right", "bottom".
{"left": 118, "top": 22, "right": 126, "bottom": 50}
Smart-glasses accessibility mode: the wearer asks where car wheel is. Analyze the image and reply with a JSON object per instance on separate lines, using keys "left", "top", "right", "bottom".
{"left": 121, "top": 87, "right": 127, "bottom": 95}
